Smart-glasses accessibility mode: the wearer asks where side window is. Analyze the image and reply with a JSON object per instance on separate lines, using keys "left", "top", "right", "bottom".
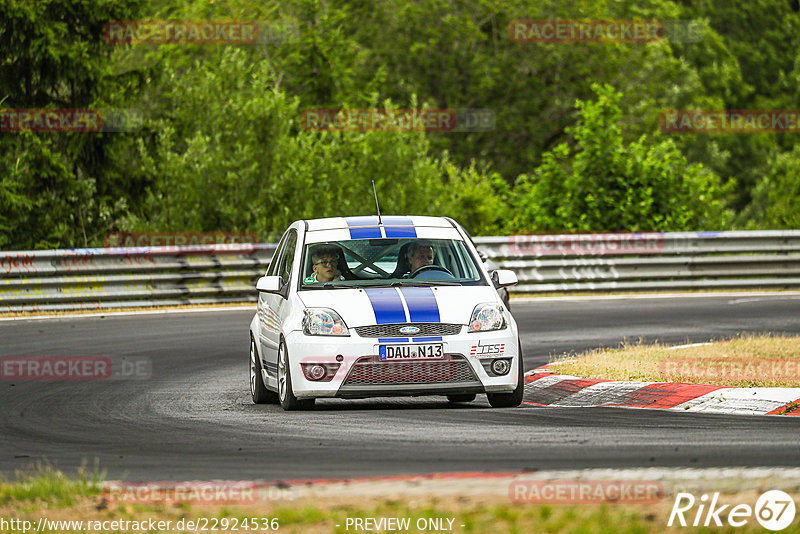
{"left": 266, "top": 232, "right": 289, "bottom": 276}
{"left": 277, "top": 230, "right": 298, "bottom": 285}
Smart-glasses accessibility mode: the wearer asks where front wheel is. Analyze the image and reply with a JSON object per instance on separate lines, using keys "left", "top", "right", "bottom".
{"left": 487, "top": 352, "right": 524, "bottom": 408}
{"left": 277, "top": 340, "right": 315, "bottom": 411}
{"left": 250, "top": 336, "right": 278, "bottom": 404}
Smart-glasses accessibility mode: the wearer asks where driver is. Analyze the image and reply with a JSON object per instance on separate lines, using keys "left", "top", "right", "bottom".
{"left": 406, "top": 241, "right": 435, "bottom": 275}
{"left": 304, "top": 244, "right": 345, "bottom": 283}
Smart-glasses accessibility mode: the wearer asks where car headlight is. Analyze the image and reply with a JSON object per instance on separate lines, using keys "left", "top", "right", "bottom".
{"left": 303, "top": 308, "right": 350, "bottom": 336}
{"left": 468, "top": 303, "right": 507, "bottom": 332}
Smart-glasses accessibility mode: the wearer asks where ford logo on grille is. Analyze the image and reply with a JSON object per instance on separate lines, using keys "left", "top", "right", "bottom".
{"left": 399, "top": 326, "right": 421, "bottom": 334}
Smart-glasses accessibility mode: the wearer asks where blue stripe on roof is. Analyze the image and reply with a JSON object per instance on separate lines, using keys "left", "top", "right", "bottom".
{"left": 364, "top": 288, "right": 407, "bottom": 324}
{"left": 399, "top": 287, "right": 440, "bottom": 323}
{"left": 345, "top": 216, "right": 416, "bottom": 238}
{"left": 349, "top": 226, "right": 382, "bottom": 239}
{"left": 345, "top": 216, "right": 382, "bottom": 239}
{"left": 345, "top": 216, "right": 379, "bottom": 225}
{"left": 384, "top": 223, "right": 417, "bottom": 238}
{"left": 382, "top": 216, "right": 414, "bottom": 225}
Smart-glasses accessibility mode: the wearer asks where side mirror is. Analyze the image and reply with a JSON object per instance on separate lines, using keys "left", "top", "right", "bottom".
{"left": 255, "top": 275, "right": 283, "bottom": 293}
{"left": 491, "top": 269, "right": 518, "bottom": 288}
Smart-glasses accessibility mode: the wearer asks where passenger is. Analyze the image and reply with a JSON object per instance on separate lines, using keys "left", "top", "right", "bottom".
{"left": 304, "top": 244, "right": 345, "bottom": 283}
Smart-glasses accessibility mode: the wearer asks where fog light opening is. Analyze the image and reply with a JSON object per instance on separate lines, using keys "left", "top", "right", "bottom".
{"left": 308, "top": 364, "right": 326, "bottom": 381}
{"left": 491, "top": 358, "right": 511, "bottom": 376}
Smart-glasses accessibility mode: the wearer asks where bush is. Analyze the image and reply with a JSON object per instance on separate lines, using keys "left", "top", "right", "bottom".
{"left": 743, "top": 145, "right": 800, "bottom": 229}
{"left": 508, "top": 84, "right": 733, "bottom": 233}
{"left": 123, "top": 48, "right": 502, "bottom": 239}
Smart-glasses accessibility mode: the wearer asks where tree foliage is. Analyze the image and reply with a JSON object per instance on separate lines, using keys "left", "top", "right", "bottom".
{"left": 1, "top": 0, "right": 799, "bottom": 249}
{"left": 0, "top": 0, "right": 147, "bottom": 249}
{"left": 125, "top": 48, "right": 505, "bottom": 238}
{"left": 509, "top": 85, "right": 732, "bottom": 232}
{"left": 744, "top": 145, "right": 800, "bottom": 229}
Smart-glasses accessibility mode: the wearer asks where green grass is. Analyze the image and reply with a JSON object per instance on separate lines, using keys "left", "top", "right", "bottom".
{"left": 3, "top": 469, "right": 800, "bottom": 533}
{"left": 0, "top": 463, "right": 103, "bottom": 508}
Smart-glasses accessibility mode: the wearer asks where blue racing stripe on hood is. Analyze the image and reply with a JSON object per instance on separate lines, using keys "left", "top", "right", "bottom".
{"left": 399, "top": 287, "right": 440, "bottom": 323}
{"left": 364, "top": 288, "right": 407, "bottom": 324}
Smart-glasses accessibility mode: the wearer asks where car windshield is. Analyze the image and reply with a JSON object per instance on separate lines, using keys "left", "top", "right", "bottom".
{"left": 300, "top": 238, "right": 486, "bottom": 288}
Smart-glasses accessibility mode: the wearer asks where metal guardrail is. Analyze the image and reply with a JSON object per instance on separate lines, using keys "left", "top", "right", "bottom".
{"left": 0, "top": 244, "right": 276, "bottom": 313}
{"left": 475, "top": 230, "right": 800, "bottom": 293}
{"left": 1, "top": 231, "right": 799, "bottom": 312}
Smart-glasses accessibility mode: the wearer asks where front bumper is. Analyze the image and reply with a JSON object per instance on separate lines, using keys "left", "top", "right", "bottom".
{"left": 284, "top": 328, "right": 519, "bottom": 399}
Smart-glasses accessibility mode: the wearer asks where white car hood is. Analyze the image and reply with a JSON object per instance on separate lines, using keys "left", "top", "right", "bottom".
{"left": 297, "top": 285, "right": 500, "bottom": 327}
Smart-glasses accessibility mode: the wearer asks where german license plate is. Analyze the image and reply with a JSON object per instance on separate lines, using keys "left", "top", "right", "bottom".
{"left": 379, "top": 343, "right": 444, "bottom": 361}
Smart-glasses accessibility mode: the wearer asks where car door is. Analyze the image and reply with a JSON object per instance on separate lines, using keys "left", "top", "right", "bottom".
{"left": 260, "top": 229, "right": 298, "bottom": 379}
{"left": 258, "top": 231, "right": 287, "bottom": 371}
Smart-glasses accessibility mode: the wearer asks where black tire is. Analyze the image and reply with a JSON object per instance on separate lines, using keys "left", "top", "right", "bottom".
{"left": 487, "top": 350, "right": 524, "bottom": 408}
{"left": 250, "top": 336, "right": 278, "bottom": 404}
{"left": 277, "top": 339, "right": 315, "bottom": 411}
{"left": 447, "top": 394, "right": 476, "bottom": 403}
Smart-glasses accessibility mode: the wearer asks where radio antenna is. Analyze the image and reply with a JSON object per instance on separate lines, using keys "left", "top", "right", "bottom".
{"left": 372, "top": 180, "right": 382, "bottom": 225}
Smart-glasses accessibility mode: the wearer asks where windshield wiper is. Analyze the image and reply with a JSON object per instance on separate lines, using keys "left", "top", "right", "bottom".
{"left": 303, "top": 283, "right": 353, "bottom": 289}
{"left": 388, "top": 280, "right": 460, "bottom": 287}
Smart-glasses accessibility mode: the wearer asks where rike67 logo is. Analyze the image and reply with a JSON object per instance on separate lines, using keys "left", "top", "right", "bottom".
{"left": 470, "top": 341, "right": 505, "bottom": 357}
{"left": 668, "top": 490, "right": 796, "bottom": 531}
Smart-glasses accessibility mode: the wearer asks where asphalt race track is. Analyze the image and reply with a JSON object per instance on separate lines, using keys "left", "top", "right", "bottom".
{"left": 1, "top": 293, "right": 799, "bottom": 480}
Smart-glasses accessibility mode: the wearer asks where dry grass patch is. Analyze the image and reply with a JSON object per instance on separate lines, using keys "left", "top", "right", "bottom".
{"left": 548, "top": 335, "right": 800, "bottom": 388}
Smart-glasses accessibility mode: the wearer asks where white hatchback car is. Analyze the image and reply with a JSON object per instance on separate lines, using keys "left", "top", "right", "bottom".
{"left": 249, "top": 215, "right": 522, "bottom": 410}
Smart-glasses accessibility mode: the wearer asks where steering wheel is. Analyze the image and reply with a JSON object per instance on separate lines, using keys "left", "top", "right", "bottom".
{"left": 410, "top": 264, "right": 454, "bottom": 279}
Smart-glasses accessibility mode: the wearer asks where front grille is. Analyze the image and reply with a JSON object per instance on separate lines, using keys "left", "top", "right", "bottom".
{"left": 342, "top": 355, "right": 477, "bottom": 386}
{"left": 354, "top": 323, "right": 462, "bottom": 337}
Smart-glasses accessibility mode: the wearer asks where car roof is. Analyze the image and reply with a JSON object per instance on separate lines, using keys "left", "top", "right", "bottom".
{"left": 304, "top": 216, "right": 455, "bottom": 232}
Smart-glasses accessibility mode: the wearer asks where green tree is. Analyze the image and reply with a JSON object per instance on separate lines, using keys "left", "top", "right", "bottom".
{"left": 0, "top": 0, "right": 147, "bottom": 249}
{"left": 123, "top": 48, "right": 501, "bottom": 238}
{"left": 509, "top": 84, "right": 732, "bottom": 232}
{"left": 743, "top": 145, "right": 800, "bottom": 229}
